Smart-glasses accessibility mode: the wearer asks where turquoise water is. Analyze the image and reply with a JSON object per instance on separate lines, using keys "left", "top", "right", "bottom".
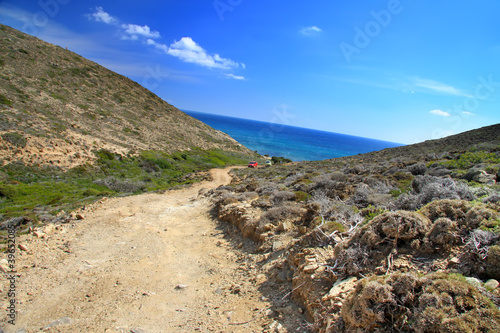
{"left": 185, "top": 110, "right": 403, "bottom": 161}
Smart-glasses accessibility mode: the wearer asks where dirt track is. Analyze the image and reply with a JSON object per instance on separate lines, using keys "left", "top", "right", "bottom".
{"left": 1, "top": 167, "right": 294, "bottom": 332}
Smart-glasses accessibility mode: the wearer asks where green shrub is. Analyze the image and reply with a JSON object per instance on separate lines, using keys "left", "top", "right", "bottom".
{"left": 1, "top": 132, "right": 27, "bottom": 148}
{"left": 271, "top": 156, "right": 292, "bottom": 164}
{"left": 96, "top": 149, "right": 115, "bottom": 161}
{"left": 442, "top": 151, "right": 500, "bottom": 169}
{"left": 294, "top": 191, "right": 311, "bottom": 202}
{"left": 0, "top": 94, "right": 12, "bottom": 106}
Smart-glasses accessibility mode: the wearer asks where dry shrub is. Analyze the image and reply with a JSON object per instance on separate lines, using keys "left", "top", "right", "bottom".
{"left": 335, "top": 245, "right": 369, "bottom": 276}
{"left": 420, "top": 199, "right": 499, "bottom": 231}
{"left": 334, "top": 211, "right": 431, "bottom": 276}
{"left": 259, "top": 203, "right": 304, "bottom": 226}
{"left": 341, "top": 273, "right": 500, "bottom": 333}
{"left": 308, "top": 178, "right": 347, "bottom": 199}
{"left": 342, "top": 279, "right": 396, "bottom": 330}
{"left": 408, "top": 162, "right": 427, "bottom": 175}
{"left": 393, "top": 177, "right": 476, "bottom": 211}
{"left": 459, "top": 230, "right": 499, "bottom": 279}
{"left": 485, "top": 245, "right": 500, "bottom": 280}
{"left": 369, "top": 211, "right": 431, "bottom": 244}
{"left": 464, "top": 206, "right": 499, "bottom": 229}
{"left": 419, "top": 199, "right": 472, "bottom": 226}
{"left": 347, "top": 183, "right": 372, "bottom": 208}
{"left": 270, "top": 190, "right": 296, "bottom": 205}
{"left": 424, "top": 217, "right": 459, "bottom": 252}
{"left": 93, "top": 177, "right": 145, "bottom": 193}
{"left": 256, "top": 182, "right": 279, "bottom": 196}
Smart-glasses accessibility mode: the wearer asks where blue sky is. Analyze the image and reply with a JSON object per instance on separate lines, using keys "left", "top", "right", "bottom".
{"left": 1, "top": 0, "right": 499, "bottom": 144}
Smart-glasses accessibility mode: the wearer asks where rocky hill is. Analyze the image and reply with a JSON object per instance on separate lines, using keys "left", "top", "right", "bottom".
{"left": 0, "top": 24, "right": 249, "bottom": 169}
{"left": 212, "top": 124, "right": 500, "bottom": 332}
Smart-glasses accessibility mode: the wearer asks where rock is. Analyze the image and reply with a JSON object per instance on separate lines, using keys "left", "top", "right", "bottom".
{"left": 485, "top": 279, "right": 499, "bottom": 290}
{"left": 408, "top": 163, "right": 427, "bottom": 175}
{"left": 277, "top": 221, "right": 292, "bottom": 232}
{"left": 18, "top": 244, "right": 29, "bottom": 252}
{"left": 263, "top": 223, "right": 274, "bottom": 231}
{"left": 43, "top": 317, "right": 72, "bottom": 330}
{"left": 272, "top": 240, "right": 285, "bottom": 252}
{"left": 42, "top": 224, "right": 56, "bottom": 235}
{"left": 76, "top": 214, "right": 84, "bottom": 220}
{"left": 465, "top": 277, "right": 482, "bottom": 287}
{"left": 255, "top": 274, "right": 267, "bottom": 284}
{"left": 448, "top": 257, "right": 460, "bottom": 266}
{"left": 322, "top": 277, "right": 358, "bottom": 302}
{"left": 33, "top": 231, "right": 45, "bottom": 238}
{"left": 0, "top": 259, "right": 10, "bottom": 273}
{"left": 427, "top": 167, "right": 452, "bottom": 177}
{"left": 298, "top": 226, "right": 307, "bottom": 235}
{"left": 464, "top": 169, "right": 496, "bottom": 184}
{"left": 175, "top": 284, "right": 188, "bottom": 290}
{"left": 230, "top": 285, "right": 241, "bottom": 294}
{"left": 303, "top": 264, "right": 319, "bottom": 274}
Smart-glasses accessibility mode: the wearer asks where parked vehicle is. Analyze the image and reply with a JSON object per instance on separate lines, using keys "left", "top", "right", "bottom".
{"left": 265, "top": 160, "right": 272, "bottom": 166}
{"left": 248, "top": 161, "right": 258, "bottom": 168}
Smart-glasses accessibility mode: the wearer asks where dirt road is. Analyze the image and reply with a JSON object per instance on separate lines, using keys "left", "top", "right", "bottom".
{"left": 1, "top": 167, "right": 290, "bottom": 332}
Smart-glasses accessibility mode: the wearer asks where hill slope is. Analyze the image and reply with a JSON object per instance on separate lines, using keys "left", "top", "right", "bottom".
{"left": 0, "top": 24, "right": 249, "bottom": 168}
{"left": 213, "top": 124, "right": 500, "bottom": 332}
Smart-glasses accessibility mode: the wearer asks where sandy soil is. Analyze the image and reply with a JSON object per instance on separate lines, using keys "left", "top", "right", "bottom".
{"left": 0, "top": 167, "right": 302, "bottom": 332}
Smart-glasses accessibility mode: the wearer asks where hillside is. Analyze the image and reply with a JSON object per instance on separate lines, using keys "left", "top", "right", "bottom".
{"left": 0, "top": 24, "right": 250, "bottom": 169}
{"left": 349, "top": 123, "right": 500, "bottom": 164}
{"left": 213, "top": 124, "right": 500, "bottom": 332}
{"left": 0, "top": 24, "right": 259, "bottom": 224}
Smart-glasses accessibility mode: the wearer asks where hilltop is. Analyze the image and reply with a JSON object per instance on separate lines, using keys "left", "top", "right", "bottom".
{"left": 0, "top": 24, "right": 250, "bottom": 169}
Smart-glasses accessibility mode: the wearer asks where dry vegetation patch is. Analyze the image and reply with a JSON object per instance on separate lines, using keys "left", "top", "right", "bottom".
{"left": 213, "top": 140, "right": 500, "bottom": 331}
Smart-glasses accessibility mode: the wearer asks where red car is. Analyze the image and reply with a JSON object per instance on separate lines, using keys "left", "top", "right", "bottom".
{"left": 248, "top": 161, "right": 258, "bottom": 168}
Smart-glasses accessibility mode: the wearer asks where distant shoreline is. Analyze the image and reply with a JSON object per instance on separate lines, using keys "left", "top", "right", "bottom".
{"left": 184, "top": 110, "right": 404, "bottom": 162}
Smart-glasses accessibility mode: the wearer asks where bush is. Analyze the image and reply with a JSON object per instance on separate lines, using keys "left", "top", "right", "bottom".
{"left": 270, "top": 190, "right": 296, "bottom": 205}
{"left": 424, "top": 217, "right": 459, "bottom": 252}
{"left": 93, "top": 177, "right": 145, "bottom": 193}
{"left": 271, "top": 156, "right": 292, "bottom": 164}
{"left": 342, "top": 273, "right": 500, "bottom": 332}
{"left": 294, "top": 191, "right": 311, "bottom": 202}
{"left": 96, "top": 149, "right": 115, "bottom": 161}
{"left": 259, "top": 204, "right": 303, "bottom": 226}
{"left": 393, "top": 176, "right": 476, "bottom": 211}
{"left": 1, "top": 132, "right": 27, "bottom": 148}
{"left": 0, "top": 93, "right": 13, "bottom": 106}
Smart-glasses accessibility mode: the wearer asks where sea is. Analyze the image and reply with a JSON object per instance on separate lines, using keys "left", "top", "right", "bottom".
{"left": 184, "top": 110, "right": 403, "bottom": 162}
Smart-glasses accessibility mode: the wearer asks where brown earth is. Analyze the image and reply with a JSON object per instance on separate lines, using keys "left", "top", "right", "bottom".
{"left": 0, "top": 167, "right": 306, "bottom": 332}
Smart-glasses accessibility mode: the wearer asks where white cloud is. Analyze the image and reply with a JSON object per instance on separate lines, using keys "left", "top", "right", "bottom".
{"left": 462, "top": 111, "right": 475, "bottom": 116}
{"left": 430, "top": 109, "right": 451, "bottom": 117}
{"left": 122, "top": 24, "right": 160, "bottom": 39}
{"left": 300, "top": 26, "right": 322, "bottom": 36}
{"left": 87, "top": 9, "right": 243, "bottom": 72}
{"left": 88, "top": 7, "right": 160, "bottom": 40}
{"left": 226, "top": 73, "right": 245, "bottom": 80}
{"left": 413, "top": 78, "right": 473, "bottom": 98}
{"left": 167, "top": 37, "right": 241, "bottom": 69}
{"left": 147, "top": 39, "right": 169, "bottom": 53}
{"left": 89, "top": 7, "right": 118, "bottom": 25}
